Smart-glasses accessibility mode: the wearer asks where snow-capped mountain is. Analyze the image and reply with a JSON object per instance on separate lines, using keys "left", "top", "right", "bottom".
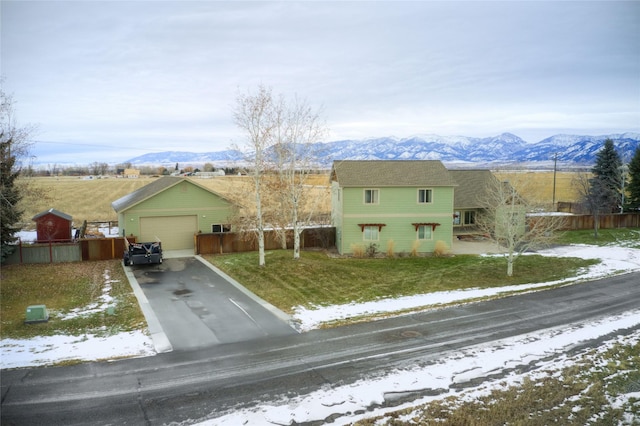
{"left": 125, "top": 132, "right": 639, "bottom": 167}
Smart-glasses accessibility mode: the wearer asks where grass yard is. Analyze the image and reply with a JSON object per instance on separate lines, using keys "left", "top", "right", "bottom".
{"left": 557, "top": 227, "right": 640, "bottom": 249}
{"left": 204, "top": 250, "right": 597, "bottom": 314}
{"left": 0, "top": 260, "right": 146, "bottom": 340}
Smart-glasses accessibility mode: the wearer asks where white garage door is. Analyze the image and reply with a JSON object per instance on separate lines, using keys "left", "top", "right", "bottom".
{"left": 140, "top": 216, "right": 197, "bottom": 250}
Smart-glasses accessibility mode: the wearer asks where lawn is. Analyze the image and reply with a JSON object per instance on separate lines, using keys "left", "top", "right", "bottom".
{"left": 204, "top": 250, "right": 598, "bottom": 314}
{"left": 0, "top": 260, "right": 146, "bottom": 340}
{"left": 556, "top": 227, "right": 640, "bottom": 248}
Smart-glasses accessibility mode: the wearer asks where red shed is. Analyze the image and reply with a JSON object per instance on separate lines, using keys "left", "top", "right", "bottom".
{"left": 32, "top": 209, "right": 73, "bottom": 243}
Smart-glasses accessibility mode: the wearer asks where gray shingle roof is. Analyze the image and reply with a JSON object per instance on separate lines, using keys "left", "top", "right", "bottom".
{"left": 449, "top": 169, "right": 498, "bottom": 209}
{"left": 331, "top": 160, "right": 458, "bottom": 187}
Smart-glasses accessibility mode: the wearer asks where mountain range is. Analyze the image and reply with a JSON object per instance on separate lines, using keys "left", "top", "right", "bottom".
{"left": 125, "top": 132, "right": 640, "bottom": 168}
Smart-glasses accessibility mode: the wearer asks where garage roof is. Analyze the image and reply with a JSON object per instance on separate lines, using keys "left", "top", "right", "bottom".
{"left": 111, "top": 176, "right": 230, "bottom": 213}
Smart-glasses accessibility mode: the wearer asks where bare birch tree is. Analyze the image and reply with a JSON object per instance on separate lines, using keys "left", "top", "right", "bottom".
{"left": 233, "top": 86, "right": 276, "bottom": 267}
{"left": 276, "top": 96, "right": 327, "bottom": 259}
{"left": 477, "top": 172, "right": 566, "bottom": 277}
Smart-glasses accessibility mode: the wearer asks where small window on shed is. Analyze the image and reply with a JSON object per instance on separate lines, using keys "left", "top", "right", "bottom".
{"left": 211, "top": 224, "right": 231, "bottom": 233}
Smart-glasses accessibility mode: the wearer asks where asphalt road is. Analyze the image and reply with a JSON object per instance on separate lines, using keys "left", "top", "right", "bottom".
{"left": 1, "top": 272, "right": 639, "bottom": 425}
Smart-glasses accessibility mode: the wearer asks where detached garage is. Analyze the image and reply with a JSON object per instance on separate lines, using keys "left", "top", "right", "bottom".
{"left": 112, "top": 177, "right": 236, "bottom": 251}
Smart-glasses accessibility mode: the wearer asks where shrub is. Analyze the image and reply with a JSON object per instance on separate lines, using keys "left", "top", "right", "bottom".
{"left": 386, "top": 239, "right": 395, "bottom": 258}
{"left": 434, "top": 240, "right": 449, "bottom": 257}
{"left": 350, "top": 244, "right": 365, "bottom": 258}
{"left": 410, "top": 240, "right": 421, "bottom": 257}
{"left": 366, "top": 243, "right": 379, "bottom": 258}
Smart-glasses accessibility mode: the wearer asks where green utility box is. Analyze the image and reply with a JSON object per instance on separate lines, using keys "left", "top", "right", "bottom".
{"left": 25, "top": 305, "right": 49, "bottom": 324}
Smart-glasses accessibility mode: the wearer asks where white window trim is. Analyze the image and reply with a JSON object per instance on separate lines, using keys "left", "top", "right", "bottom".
{"left": 417, "top": 188, "right": 433, "bottom": 204}
{"left": 417, "top": 224, "right": 433, "bottom": 240}
{"left": 363, "top": 225, "right": 380, "bottom": 241}
{"left": 364, "top": 188, "right": 380, "bottom": 205}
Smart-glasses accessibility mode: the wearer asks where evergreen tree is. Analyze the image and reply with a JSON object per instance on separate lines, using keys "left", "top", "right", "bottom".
{"left": 0, "top": 132, "right": 23, "bottom": 260}
{"left": 627, "top": 146, "right": 640, "bottom": 210}
{"left": 591, "top": 138, "right": 623, "bottom": 212}
{"left": 1, "top": 83, "right": 34, "bottom": 261}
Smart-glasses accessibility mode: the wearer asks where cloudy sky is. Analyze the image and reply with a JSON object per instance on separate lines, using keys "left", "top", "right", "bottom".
{"left": 2, "top": 1, "right": 639, "bottom": 164}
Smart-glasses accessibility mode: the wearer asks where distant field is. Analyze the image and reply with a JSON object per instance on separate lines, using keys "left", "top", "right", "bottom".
{"left": 493, "top": 170, "right": 582, "bottom": 207}
{"left": 16, "top": 171, "right": 579, "bottom": 229}
{"left": 16, "top": 174, "right": 332, "bottom": 229}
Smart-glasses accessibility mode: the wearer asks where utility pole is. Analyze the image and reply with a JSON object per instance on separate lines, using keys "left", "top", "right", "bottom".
{"left": 552, "top": 152, "right": 558, "bottom": 210}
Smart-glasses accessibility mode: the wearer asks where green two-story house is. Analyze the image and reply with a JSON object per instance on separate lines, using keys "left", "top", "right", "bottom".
{"left": 330, "top": 160, "right": 458, "bottom": 255}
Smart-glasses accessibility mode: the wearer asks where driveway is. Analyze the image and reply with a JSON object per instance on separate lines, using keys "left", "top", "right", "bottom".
{"left": 129, "top": 255, "right": 297, "bottom": 351}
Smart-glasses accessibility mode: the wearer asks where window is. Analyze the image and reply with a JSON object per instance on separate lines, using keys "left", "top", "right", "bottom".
{"left": 364, "top": 189, "right": 379, "bottom": 204}
{"left": 418, "top": 189, "right": 432, "bottom": 204}
{"left": 363, "top": 226, "right": 379, "bottom": 241}
{"left": 464, "top": 211, "right": 476, "bottom": 225}
{"left": 417, "top": 225, "right": 433, "bottom": 240}
{"left": 454, "top": 210, "right": 476, "bottom": 226}
{"left": 453, "top": 211, "right": 461, "bottom": 225}
{"left": 211, "top": 224, "right": 231, "bottom": 233}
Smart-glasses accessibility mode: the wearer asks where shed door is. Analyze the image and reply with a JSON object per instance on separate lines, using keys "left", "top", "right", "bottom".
{"left": 140, "top": 216, "right": 197, "bottom": 250}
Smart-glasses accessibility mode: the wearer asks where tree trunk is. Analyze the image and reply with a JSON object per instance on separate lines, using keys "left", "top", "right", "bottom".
{"left": 292, "top": 199, "right": 300, "bottom": 259}
{"left": 256, "top": 179, "right": 265, "bottom": 267}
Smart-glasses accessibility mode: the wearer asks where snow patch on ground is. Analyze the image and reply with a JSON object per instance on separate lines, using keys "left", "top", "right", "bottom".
{"left": 1, "top": 331, "right": 155, "bottom": 369}
{"left": 2, "top": 244, "right": 639, "bottom": 371}
{"left": 292, "top": 245, "right": 640, "bottom": 331}
{"left": 205, "top": 310, "right": 640, "bottom": 426}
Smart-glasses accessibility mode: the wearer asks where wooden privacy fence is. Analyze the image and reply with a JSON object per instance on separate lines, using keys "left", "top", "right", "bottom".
{"left": 195, "top": 227, "right": 335, "bottom": 255}
{"left": 5, "top": 237, "right": 135, "bottom": 264}
{"left": 528, "top": 213, "right": 640, "bottom": 231}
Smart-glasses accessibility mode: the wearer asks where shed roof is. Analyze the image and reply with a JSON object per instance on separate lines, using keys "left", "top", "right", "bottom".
{"left": 330, "top": 160, "right": 458, "bottom": 187}
{"left": 449, "top": 169, "right": 498, "bottom": 209}
{"left": 32, "top": 208, "right": 72, "bottom": 222}
{"left": 111, "top": 176, "right": 231, "bottom": 213}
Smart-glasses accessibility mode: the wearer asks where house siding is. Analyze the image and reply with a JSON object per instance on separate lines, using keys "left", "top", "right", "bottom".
{"left": 331, "top": 181, "right": 344, "bottom": 251}
{"left": 338, "top": 186, "right": 454, "bottom": 254}
{"left": 118, "top": 180, "right": 234, "bottom": 239}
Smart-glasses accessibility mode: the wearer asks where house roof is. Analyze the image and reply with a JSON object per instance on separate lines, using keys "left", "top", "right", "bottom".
{"left": 32, "top": 208, "right": 72, "bottom": 222}
{"left": 111, "top": 176, "right": 231, "bottom": 213}
{"left": 449, "top": 169, "right": 498, "bottom": 209}
{"left": 330, "top": 160, "right": 458, "bottom": 187}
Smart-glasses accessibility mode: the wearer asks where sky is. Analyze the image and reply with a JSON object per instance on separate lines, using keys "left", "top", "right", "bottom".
{"left": 2, "top": 1, "right": 639, "bottom": 164}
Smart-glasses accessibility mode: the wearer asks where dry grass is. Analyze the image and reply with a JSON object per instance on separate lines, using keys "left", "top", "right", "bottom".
{"left": 433, "top": 240, "right": 449, "bottom": 257}
{"left": 493, "top": 170, "right": 582, "bottom": 206}
{"left": 354, "top": 339, "right": 640, "bottom": 425}
{"left": 0, "top": 260, "right": 146, "bottom": 339}
{"left": 16, "top": 170, "right": 578, "bottom": 230}
{"left": 17, "top": 174, "right": 333, "bottom": 229}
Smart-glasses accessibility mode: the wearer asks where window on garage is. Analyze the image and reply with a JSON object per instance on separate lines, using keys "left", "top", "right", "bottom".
{"left": 211, "top": 224, "right": 231, "bottom": 233}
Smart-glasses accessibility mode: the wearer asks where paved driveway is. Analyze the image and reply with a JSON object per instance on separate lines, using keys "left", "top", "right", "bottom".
{"left": 130, "top": 256, "right": 297, "bottom": 351}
